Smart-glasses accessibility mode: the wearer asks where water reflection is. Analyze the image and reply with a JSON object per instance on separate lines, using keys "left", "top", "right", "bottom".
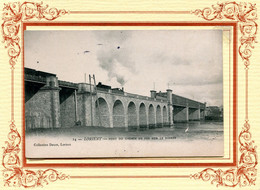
{"left": 150, "top": 121, "right": 224, "bottom": 141}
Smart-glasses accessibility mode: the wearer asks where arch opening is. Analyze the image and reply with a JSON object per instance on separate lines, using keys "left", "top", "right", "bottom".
{"left": 156, "top": 105, "right": 162, "bottom": 127}
{"left": 139, "top": 103, "right": 147, "bottom": 130}
{"left": 113, "top": 100, "right": 125, "bottom": 128}
{"left": 127, "top": 102, "right": 138, "bottom": 131}
{"left": 95, "top": 97, "right": 110, "bottom": 128}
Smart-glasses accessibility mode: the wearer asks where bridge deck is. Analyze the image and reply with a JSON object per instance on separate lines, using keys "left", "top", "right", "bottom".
{"left": 25, "top": 74, "right": 78, "bottom": 89}
{"left": 25, "top": 67, "right": 205, "bottom": 109}
{"left": 157, "top": 93, "right": 205, "bottom": 109}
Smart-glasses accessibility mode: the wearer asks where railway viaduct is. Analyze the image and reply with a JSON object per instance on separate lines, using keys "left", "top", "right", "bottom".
{"left": 25, "top": 68, "right": 205, "bottom": 131}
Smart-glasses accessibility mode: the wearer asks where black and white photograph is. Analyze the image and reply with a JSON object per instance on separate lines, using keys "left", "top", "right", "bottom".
{"left": 24, "top": 30, "right": 224, "bottom": 158}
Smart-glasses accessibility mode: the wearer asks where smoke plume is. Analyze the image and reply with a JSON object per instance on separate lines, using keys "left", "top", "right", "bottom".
{"left": 95, "top": 31, "right": 136, "bottom": 86}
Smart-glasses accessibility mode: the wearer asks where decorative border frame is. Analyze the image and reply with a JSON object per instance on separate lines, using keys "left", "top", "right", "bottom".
{"left": 1, "top": 1, "right": 257, "bottom": 188}
{"left": 2, "top": 2, "right": 69, "bottom": 187}
{"left": 191, "top": 2, "right": 258, "bottom": 187}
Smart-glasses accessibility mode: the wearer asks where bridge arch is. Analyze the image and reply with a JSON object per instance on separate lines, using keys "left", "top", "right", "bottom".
{"left": 163, "top": 106, "right": 167, "bottom": 125}
{"left": 127, "top": 101, "right": 138, "bottom": 130}
{"left": 113, "top": 99, "right": 125, "bottom": 128}
{"left": 139, "top": 102, "right": 147, "bottom": 129}
{"left": 148, "top": 104, "right": 155, "bottom": 128}
{"left": 156, "top": 105, "right": 162, "bottom": 127}
{"left": 95, "top": 97, "right": 110, "bottom": 128}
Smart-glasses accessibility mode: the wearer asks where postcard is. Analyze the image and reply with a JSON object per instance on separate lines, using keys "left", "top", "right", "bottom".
{"left": 24, "top": 30, "right": 224, "bottom": 158}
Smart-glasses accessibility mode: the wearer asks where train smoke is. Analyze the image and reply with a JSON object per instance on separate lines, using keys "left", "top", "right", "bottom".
{"left": 95, "top": 31, "right": 136, "bottom": 86}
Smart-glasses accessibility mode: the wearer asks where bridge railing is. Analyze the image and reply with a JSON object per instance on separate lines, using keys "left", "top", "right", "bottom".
{"left": 124, "top": 92, "right": 152, "bottom": 100}
{"left": 123, "top": 92, "right": 167, "bottom": 103}
{"left": 97, "top": 87, "right": 109, "bottom": 92}
{"left": 155, "top": 95, "right": 167, "bottom": 101}
{"left": 172, "top": 94, "right": 205, "bottom": 109}
{"left": 25, "top": 74, "right": 79, "bottom": 90}
{"left": 24, "top": 74, "right": 46, "bottom": 83}
{"left": 59, "top": 80, "right": 78, "bottom": 89}
{"left": 172, "top": 94, "right": 187, "bottom": 107}
{"left": 188, "top": 99, "right": 199, "bottom": 108}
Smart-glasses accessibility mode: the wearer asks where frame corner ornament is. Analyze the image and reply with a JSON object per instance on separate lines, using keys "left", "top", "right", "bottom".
{"left": 192, "top": 2, "right": 257, "bottom": 69}
{"left": 2, "top": 1, "right": 69, "bottom": 69}
{"left": 191, "top": 2, "right": 258, "bottom": 187}
{"left": 2, "top": 1, "right": 69, "bottom": 188}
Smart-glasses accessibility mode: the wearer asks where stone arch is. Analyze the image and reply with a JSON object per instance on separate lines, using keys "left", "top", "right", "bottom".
{"left": 139, "top": 102, "right": 147, "bottom": 129}
{"left": 163, "top": 106, "right": 167, "bottom": 125}
{"left": 95, "top": 97, "right": 110, "bottom": 127}
{"left": 127, "top": 101, "right": 138, "bottom": 130}
{"left": 113, "top": 99, "right": 125, "bottom": 128}
{"left": 148, "top": 104, "right": 155, "bottom": 128}
{"left": 156, "top": 105, "right": 162, "bottom": 127}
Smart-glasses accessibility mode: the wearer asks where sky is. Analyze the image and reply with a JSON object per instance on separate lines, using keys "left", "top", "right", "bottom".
{"left": 24, "top": 30, "right": 223, "bottom": 106}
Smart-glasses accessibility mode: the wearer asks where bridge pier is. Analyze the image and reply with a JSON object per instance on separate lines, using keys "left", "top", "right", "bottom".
{"left": 44, "top": 76, "right": 61, "bottom": 128}
{"left": 200, "top": 109, "right": 205, "bottom": 120}
{"left": 77, "top": 83, "right": 89, "bottom": 126}
{"left": 25, "top": 76, "right": 62, "bottom": 130}
{"left": 148, "top": 104, "right": 156, "bottom": 129}
{"left": 167, "top": 89, "right": 174, "bottom": 126}
{"left": 109, "top": 113, "right": 113, "bottom": 128}
{"left": 124, "top": 114, "right": 128, "bottom": 131}
{"left": 136, "top": 111, "right": 140, "bottom": 130}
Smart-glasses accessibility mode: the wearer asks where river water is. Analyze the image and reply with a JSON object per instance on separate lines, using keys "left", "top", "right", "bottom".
{"left": 163, "top": 121, "right": 223, "bottom": 141}
{"left": 26, "top": 120, "right": 224, "bottom": 158}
